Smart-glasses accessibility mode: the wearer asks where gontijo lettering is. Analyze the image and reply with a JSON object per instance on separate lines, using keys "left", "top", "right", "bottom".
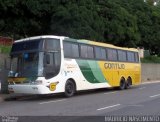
{"left": 104, "top": 63, "right": 125, "bottom": 69}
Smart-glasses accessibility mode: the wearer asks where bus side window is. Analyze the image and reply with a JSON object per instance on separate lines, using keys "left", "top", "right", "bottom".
{"left": 80, "top": 44, "right": 94, "bottom": 59}
{"left": 134, "top": 52, "right": 139, "bottom": 62}
{"left": 63, "top": 42, "right": 79, "bottom": 58}
{"left": 118, "top": 50, "right": 127, "bottom": 62}
{"left": 127, "top": 51, "right": 135, "bottom": 62}
{"left": 44, "top": 53, "right": 55, "bottom": 79}
{"left": 107, "top": 48, "right": 118, "bottom": 61}
{"left": 45, "top": 39, "right": 60, "bottom": 50}
{"left": 95, "top": 47, "right": 106, "bottom": 60}
{"left": 80, "top": 45, "right": 88, "bottom": 58}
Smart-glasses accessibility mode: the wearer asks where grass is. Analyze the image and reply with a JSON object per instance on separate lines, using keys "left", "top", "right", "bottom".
{"left": 0, "top": 45, "right": 11, "bottom": 54}
{"left": 141, "top": 56, "right": 160, "bottom": 63}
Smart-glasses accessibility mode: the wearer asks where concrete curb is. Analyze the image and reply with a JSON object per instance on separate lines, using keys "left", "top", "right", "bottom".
{"left": 0, "top": 93, "right": 11, "bottom": 102}
{"left": 0, "top": 94, "right": 6, "bottom": 102}
{"left": 141, "top": 80, "right": 160, "bottom": 85}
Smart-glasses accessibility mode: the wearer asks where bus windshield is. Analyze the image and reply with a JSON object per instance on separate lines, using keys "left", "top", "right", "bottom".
{"left": 9, "top": 38, "right": 61, "bottom": 79}
{"left": 9, "top": 52, "right": 43, "bottom": 77}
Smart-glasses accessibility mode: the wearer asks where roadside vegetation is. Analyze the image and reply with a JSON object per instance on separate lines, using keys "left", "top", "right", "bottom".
{"left": 141, "top": 56, "right": 160, "bottom": 63}
{"left": 0, "top": 45, "right": 11, "bottom": 54}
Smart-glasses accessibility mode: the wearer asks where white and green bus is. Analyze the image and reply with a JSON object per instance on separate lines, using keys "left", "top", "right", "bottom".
{"left": 8, "top": 35, "right": 141, "bottom": 97}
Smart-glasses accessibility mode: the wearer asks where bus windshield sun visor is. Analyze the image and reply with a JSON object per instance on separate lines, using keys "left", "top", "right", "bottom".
{"left": 11, "top": 39, "right": 43, "bottom": 54}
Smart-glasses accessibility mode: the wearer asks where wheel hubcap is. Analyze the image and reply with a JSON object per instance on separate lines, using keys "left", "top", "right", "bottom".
{"left": 67, "top": 84, "right": 73, "bottom": 93}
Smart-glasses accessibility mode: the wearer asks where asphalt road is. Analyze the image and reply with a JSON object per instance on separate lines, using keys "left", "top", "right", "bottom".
{"left": 0, "top": 81, "right": 160, "bottom": 122}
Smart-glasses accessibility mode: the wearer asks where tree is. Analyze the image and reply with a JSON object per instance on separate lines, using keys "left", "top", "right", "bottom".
{"left": 98, "top": 0, "right": 140, "bottom": 47}
{"left": 1, "top": 0, "right": 160, "bottom": 55}
{"left": 50, "top": 0, "right": 105, "bottom": 41}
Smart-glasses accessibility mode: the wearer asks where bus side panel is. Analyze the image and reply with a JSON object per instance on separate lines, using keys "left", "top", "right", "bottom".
{"left": 98, "top": 61, "right": 141, "bottom": 87}
{"left": 76, "top": 59, "right": 107, "bottom": 83}
{"left": 63, "top": 59, "right": 111, "bottom": 91}
{"left": 63, "top": 59, "right": 141, "bottom": 91}
{"left": 98, "top": 61, "right": 120, "bottom": 87}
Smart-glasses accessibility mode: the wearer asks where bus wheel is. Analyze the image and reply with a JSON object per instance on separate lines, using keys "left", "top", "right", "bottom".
{"left": 126, "top": 77, "right": 132, "bottom": 89}
{"left": 119, "top": 78, "right": 126, "bottom": 90}
{"left": 65, "top": 80, "right": 75, "bottom": 97}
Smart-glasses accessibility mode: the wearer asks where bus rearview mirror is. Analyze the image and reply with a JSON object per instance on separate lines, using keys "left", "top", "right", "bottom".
{"left": 45, "top": 54, "right": 50, "bottom": 65}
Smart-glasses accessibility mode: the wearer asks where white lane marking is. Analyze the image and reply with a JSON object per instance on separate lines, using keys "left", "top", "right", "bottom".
{"left": 97, "top": 104, "right": 121, "bottom": 111}
{"left": 139, "top": 87, "right": 146, "bottom": 90}
{"left": 150, "top": 94, "right": 160, "bottom": 98}
{"left": 39, "top": 99, "right": 66, "bottom": 105}
{"left": 127, "top": 104, "right": 143, "bottom": 107}
{"left": 104, "top": 91, "right": 117, "bottom": 95}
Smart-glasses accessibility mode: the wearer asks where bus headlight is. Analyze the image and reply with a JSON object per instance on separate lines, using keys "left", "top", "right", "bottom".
{"left": 30, "top": 80, "right": 43, "bottom": 85}
{"left": 35, "top": 80, "right": 43, "bottom": 84}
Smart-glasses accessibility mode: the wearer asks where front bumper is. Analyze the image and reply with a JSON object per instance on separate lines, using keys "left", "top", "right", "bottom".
{"left": 8, "top": 84, "right": 52, "bottom": 94}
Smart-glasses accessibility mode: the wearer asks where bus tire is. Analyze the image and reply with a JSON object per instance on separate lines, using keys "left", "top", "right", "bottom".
{"left": 126, "top": 77, "right": 132, "bottom": 89}
{"left": 119, "top": 78, "right": 126, "bottom": 90}
{"left": 64, "top": 80, "right": 75, "bottom": 97}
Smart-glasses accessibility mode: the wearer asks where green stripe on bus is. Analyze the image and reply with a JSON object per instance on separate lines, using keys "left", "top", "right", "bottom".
{"left": 77, "top": 39, "right": 89, "bottom": 44}
{"left": 76, "top": 60, "right": 106, "bottom": 83}
{"left": 76, "top": 60, "right": 99, "bottom": 83}
{"left": 87, "top": 61, "right": 107, "bottom": 83}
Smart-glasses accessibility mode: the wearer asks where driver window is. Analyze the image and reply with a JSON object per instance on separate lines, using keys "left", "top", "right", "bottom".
{"left": 44, "top": 52, "right": 57, "bottom": 79}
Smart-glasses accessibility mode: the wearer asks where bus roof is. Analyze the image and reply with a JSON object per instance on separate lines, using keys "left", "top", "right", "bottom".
{"left": 77, "top": 39, "right": 138, "bottom": 52}
{"left": 15, "top": 35, "right": 68, "bottom": 43}
{"left": 14, "top": 35, "right": 138, "bottom": 52}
